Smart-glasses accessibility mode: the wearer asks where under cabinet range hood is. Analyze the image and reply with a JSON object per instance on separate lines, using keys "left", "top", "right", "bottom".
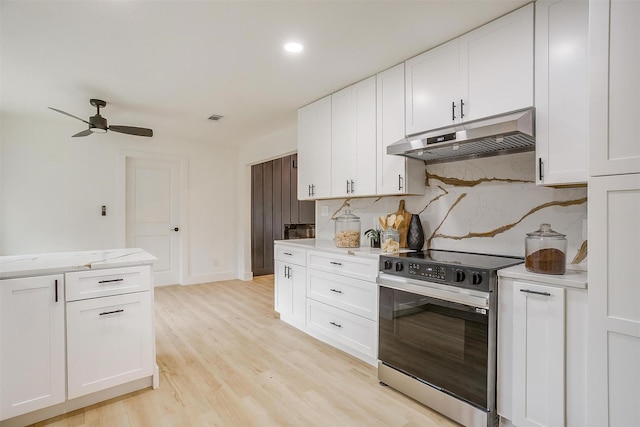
{"left": 387, "top": 108, "right": 535, "bottom": 164}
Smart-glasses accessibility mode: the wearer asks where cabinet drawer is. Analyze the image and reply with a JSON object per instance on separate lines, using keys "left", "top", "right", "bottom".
{"left": 66, "top": 291, "right": 154, "bottom": 399}
{"left": 306, "top": 299, "right": 377, "bottom": 359}
{"left": 275, "top": 244, "right": 306, "bottom": 266}
{"left": 65, "top": 266, "right": 152, "bottom": 301}
{"left": 307, "top": 251, "right": 378, "bottom": 282}
{"left": 307, "top": 270, "right": 377, "bottom": 320}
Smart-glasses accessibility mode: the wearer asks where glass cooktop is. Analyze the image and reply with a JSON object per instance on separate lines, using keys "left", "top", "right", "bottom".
{"left": 391, "top": 249, "right": 523, "bottom": 270}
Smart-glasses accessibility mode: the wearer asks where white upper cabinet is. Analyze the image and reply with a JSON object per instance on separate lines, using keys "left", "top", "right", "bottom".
{"left": 376, "top": 63, "right": 425, "bottom": 196}
{"left": 405, "top": 4, "right": 533, "bottom": 135}
{"left": 460, "top": 3, "right": 534, "bottom": 122}
{"left": 590, "top": 0, "right": 640, "bottom": 176}
{"left": 536, "top": 0, "right": 589, "bottom": 186}
{"left": 297, "top": 95, "right": 332, "bottom": 200}
{"left": 405, "top": 39, "right": 461, "bottom": 134}
{"left": 331, "top": 76, "right": 377, "bottom": 197}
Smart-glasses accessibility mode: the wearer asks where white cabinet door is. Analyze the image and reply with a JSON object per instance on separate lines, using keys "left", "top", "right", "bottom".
{"left": 588, "top": 174, "right": 640, "bottom": 427}
{"left": 297, "top": 95, "right": 332, "bottom": 200}
{"left": 376, "top": 63, "right": 425, "bottom": 196}
{"left": 405, "top": 4, "right": 533, "bottom": 136}
{"left": 274, "top": 260, "right": 306, "bottom": 326}
{"left": 331, "top": 76, "right": 376, "bottom": 197}
{"left": 460, "top": 3, "right": 533, "bottom": 122}
{"left": 590, "top": 0, "right": 640, "bottom": 176}
{"left": 66, "top": 291, "right": 154, "bottom": 399}
{"left": 512, "top": 281, "right": 565, "bottom": 427}
{"left": 0, "top": 275, "right": 65, "bottom": 420}
{"left": 405, "top": 39, "right": 461, "bottom": 134}
{"left": 535, "top": 0, "right": 588, "bottom": 186}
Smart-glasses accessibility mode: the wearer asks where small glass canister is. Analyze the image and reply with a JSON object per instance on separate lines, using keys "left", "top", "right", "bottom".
{"left": 335, "top": 209, "right": 361, "bottom": 248}
{"left": 381, "top": 229, "right": 400, "bottom": 253}
{"left": 525, "top": 223, "right": 567, "bottom": 274}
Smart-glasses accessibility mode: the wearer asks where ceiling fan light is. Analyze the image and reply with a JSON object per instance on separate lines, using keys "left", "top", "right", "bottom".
{"left": 90, "top": 126, "right": 107, "bottom": 133}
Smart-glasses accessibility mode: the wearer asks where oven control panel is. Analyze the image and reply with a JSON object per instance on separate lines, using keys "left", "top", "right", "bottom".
{"left": 379, "top": 257, "right": 491, "bottom": 292}
{"left": 408, "top": 262, "right": 446, "bottom": 280}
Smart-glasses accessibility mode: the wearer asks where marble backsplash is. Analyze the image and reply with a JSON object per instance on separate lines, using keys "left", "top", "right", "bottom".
{"left": 315, "top": 152, "right": 588, "bottom": 264}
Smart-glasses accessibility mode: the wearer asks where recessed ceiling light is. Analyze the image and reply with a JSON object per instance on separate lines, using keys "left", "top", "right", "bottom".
{"left": 284, "top": 42, "right": 304, "bottom": 53}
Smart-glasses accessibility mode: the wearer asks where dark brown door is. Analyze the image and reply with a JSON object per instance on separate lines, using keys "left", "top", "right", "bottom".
{"left": 251, "top": 154, "right": 315, "bottom": 276}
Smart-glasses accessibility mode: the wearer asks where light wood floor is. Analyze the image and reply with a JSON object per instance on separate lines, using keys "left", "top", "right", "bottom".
{"left": 32, "top": 276, "right": 459, "bottom": 427}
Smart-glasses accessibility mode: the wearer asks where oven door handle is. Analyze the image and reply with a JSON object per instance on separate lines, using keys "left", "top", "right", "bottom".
{"left": 378, "top": 273, "right": 489, "bottom": 310}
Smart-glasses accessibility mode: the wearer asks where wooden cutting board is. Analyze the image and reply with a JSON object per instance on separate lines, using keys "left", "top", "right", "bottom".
{"left": 394, "top": 200, "right": 411, "bottom": 248}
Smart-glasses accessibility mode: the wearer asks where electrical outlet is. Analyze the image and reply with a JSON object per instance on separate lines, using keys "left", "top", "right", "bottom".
{"left": 321, "top": 206, "right": 329, "bottom": 217}
{"left": 212, "top": 259, "right": 219, "bottom": 267}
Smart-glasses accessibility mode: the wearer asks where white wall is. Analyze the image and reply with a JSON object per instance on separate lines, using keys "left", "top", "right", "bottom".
{"left": 236, "top": 123, "right": 298, "bottom": 280}
{"left": 0, "top": 113, "right": 240, "bottom": 285}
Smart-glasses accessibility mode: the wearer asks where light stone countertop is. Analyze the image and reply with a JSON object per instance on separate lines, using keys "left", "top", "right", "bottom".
{"left": 274, "top": 238, "right": 412, "bottom": 260}
{"left": 498, "top": 263, "right": 588, "bottom": 289}
{"left": 0, "top": 248, "right": 157, "bottom": 280}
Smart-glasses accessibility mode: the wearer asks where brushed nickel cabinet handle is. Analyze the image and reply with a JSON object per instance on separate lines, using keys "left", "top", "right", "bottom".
{"left": 99, "top": 309, "right": 124, "bottom": 316}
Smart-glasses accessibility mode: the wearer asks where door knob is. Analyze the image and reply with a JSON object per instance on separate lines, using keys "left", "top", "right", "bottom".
{"left": 172, "top": 227, "right": 180, "bottom": 232}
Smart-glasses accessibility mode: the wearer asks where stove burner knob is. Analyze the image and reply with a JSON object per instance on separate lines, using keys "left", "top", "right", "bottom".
{"left": 384, "top": 260, "right": 393, "bottom": 270}
{"left": 455, "top": 269, "right": 466, "bottom": 282}
{"left": 472, "top": 272, "right": 483, "bottom": 285}
{"left": 395, "top": 262, "right": 404, "bottom": 272}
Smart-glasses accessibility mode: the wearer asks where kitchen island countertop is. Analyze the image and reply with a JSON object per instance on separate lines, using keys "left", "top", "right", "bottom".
{"left": 0, "top": 248, "right": 157, "bottom": 280}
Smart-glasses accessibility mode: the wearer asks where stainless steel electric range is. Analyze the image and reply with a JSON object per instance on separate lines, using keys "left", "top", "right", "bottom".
{"left": 377, "top": 249, "right": 523, "bottom": 427}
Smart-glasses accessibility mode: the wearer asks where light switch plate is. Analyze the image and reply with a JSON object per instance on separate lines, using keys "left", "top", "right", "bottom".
{"left": 321, "top": 206, "right": 329, "bottom": 217}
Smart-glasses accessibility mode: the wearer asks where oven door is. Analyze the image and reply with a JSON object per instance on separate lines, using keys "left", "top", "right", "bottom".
{"left": 378, "top": 273, "right": 491, "bottom": 410}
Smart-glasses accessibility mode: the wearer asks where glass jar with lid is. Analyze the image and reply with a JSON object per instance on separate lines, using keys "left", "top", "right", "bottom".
{"left": 334, "top": 209, "right": 361, "bottom": 248}
{"left": 525, "top": 223, "right": 567, "bottom": 274}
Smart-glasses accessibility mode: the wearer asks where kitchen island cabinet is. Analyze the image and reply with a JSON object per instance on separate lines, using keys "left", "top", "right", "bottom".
{"left": 0, "top": 249, "right": 157, "bottom": 427}
{"left": 535, "top": 0, "right": 589, "bottom": 186}
{"left": 497, "top": 265, "right": 587, "bottom": 427}
{"left": 0, "top": 275, "right": 65, "bottom": 420}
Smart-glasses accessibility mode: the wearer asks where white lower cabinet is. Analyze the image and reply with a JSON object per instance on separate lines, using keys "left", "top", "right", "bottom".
{"left": 498, "top": 275, "right": 587, "bottom": 427}
{"left": 274, "top": 243, "right": 307, "bottom": 328}
{"left": 273, "top": 243, "right": 379, "bottom": 365}
{"left": 0, "top": 275, "right": 65, "bottom": 420}
{"left": 274, "top": 260, "right": 306, "bottom": 327}
{"left": 66, "top": 291, "right": 154, "bottom": 399}
{"left": 306, "top": 298, "right": 377, "bottom": 362}
{"left": 0, "top": 262, "right": 156, "bottom": 425}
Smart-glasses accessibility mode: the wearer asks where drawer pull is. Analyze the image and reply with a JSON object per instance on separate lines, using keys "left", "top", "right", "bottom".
{"left": 98, "top": 278, "right": 124, "bottom": 284}
{"left": 520, "top": 289, "right": 552, "bottom": 297}
{"left": 329, "top": 288, "right": 343, "bottom": 294}
{"left": 329, "top": 321, "right": 342, "bottom": 328}
{"left": 99, "top": 309, "right": 124, "bottom": 316}
{"left": 330, "top": 261, "right": 343, "bottom": 266}
{"left": 283, "top": 252, "right": 293, "bottom": 256}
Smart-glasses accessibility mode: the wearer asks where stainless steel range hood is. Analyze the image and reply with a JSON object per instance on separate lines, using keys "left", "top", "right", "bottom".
{"left": 387, "top": 108, "right": 535, "bottom": 164}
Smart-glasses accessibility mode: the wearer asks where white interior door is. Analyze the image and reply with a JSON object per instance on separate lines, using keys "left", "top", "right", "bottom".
{"left": 126, "top": 157, "right": 181, "bottom": 286}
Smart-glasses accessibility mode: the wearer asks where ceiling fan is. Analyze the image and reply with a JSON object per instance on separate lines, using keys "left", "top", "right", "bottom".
{"left": 48, "top": 99, "right": 153, "bottom": 138}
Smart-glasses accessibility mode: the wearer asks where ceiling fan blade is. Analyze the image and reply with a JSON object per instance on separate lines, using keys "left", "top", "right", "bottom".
{"left": 48, "top": 107, "right": 90, "bottom": 124}
{"left": 109, "top": 125, "right": 153, "bottom": 137}
{"left": 72, "top": 129, "right": 93, "bottom": 137}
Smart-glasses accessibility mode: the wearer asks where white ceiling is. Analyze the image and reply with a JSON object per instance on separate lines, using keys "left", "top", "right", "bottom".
{"left": 1, "top": 0, "right": 529, "bottom": 147}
